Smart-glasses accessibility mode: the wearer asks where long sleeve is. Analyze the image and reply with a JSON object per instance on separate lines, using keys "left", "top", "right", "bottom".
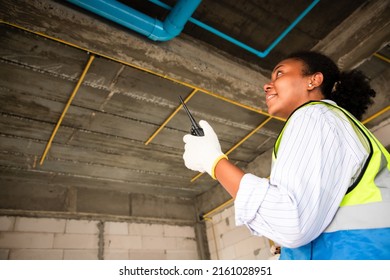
{"left": 235, "top": 103, "right": 369, "bottom": 248}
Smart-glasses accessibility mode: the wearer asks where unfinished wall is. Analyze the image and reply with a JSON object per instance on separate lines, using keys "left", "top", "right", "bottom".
{"left": 205, "top": 205, "right": 273, "bottom": 260}
{"left": 0, "top": 216, "right": 198, "bottom": 260}
{"left": 0, "top": 211, "right": 277, "bottom": 260}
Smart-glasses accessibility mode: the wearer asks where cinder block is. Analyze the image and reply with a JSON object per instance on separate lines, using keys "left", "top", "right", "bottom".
{"left": 223, "top": 215, "right": 238, "bottom": 231}
{"left": 208, "top": 229, "right": 223, "bottom": 254}
{"left": 211, "top": 212, "right": 222, "bottom": 224}
{"left": 105, "top": 235, "right": 142, "bottom": 249}
{"left": 104, "top": 249, "right": 129, "bottom": 260}
{"left": 105, "top": 221, "right": 128, "bottom": 235}
{"left": 0, "top": 232, "right": 54, "bottom": 249}
{"left": 205, "top": 220, "right": 213, "bottom": 229}
{"left": 234, "top": 236, "right": 266, "bottom": 259}
{"left": 166, "top": 250, "right": 199, "bottom": 260}
{"left": 63, "top": 249, "right": 98, "bottom": 260}
{"left": 164, "top": 225, "right": 195, "bottom": 238}
{"left": 207, "top": 237, "right": 218, "bottom": 255}
{"left": 213, "top": 209, "right": 236, "bottom": 232}
{"left": 142, "top": 236, "right": 176, "bottom": 250}
{"left": 218, "top": 245, "right": 236, "bottom": 260}
{"left": 210, "top": 251, "right": 218, "bottom": 260}
{"left": 221, "top": 206, "right": 234, "bottom": 220}
{"left": 53, "top": 233, "right": 99, "bottom": 249}
{"left": 176, "top": 237, "right": 197, "bottom": 250}
{"left": 9, "top": 249, "right": 63, "bottom": 260}
{"left": 15, "top": 217, "right": 65, "bottom": 233}
{"left": 254, "top": 247, "right": 273, "bottom": 260}
{"left": 0, "top": 216, "right": 15, "bottom": 231}
{"left": 236, "top": 252, "right": 256, "bottom": 260}
{"left": 129, "top": 223, "right": 164, "bottom": 236}
{"left": 129, "top": 249, "right": 166, "bottom": 260}
{"left": 65, "top": 219, "right": 99, "bottom": 234}
{"left": 213, "top": 218, "right": 231, "bottom": 236}
{"left": 205, "top": 225, "right": 214, "bottom": 242}
{"left": 220, "top": 226, "right": 251, "bottom": 248}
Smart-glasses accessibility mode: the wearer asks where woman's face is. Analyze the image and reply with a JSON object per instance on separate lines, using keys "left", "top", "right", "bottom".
{"left": 263, "top": 58, "right": 316, "bottom": 119}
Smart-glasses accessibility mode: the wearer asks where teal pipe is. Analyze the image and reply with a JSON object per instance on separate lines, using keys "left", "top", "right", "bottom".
{"left": 149, "top": 0, "right": 320, "bottom": 58}
{"left": 66, "top": 0, "right": 201, "bottom": 41}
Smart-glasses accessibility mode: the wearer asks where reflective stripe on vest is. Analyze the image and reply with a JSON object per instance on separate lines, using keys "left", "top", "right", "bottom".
{"left": 273, "top": 101, "right": 390, "bottom": 233}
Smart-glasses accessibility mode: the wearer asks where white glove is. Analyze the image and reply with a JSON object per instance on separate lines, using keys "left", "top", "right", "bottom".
{"left": 183, "top": 120, "right": 227, "bottom": 179}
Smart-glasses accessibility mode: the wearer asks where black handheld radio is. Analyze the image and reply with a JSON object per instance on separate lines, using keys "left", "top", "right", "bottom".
{"left": 179, "top": 96, "right": 204, "bottom": 136}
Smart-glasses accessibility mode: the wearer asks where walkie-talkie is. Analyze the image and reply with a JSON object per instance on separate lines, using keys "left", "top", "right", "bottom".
{"left": 179, "top": 96, "right": 204, "bottom": 136}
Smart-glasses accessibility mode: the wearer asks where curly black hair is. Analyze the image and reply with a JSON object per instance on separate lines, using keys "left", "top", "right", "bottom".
{"left": 286, "top": 51, "right": 376, "bottom": 120}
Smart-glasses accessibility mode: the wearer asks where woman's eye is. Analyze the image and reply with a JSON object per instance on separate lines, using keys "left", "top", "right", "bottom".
{"left": 271, "top": 69, "right": 283, "bottom": 81}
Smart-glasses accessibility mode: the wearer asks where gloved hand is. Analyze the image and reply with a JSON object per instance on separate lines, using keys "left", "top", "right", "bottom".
{"left": 183, "top": 120, "right": 227, "bottom": 179}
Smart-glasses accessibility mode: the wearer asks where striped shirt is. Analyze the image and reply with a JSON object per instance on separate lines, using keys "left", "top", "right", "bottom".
{"left": 235, "top": 100, "right": 370, "bottom": 248}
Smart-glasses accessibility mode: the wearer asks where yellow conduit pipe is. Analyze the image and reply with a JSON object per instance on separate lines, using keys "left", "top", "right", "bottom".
{"left": 39, "top": 54, "right": 95, "bottom": 165}
{"left": 203, "top": 90, "right": 285, "bottom": 122}
{"left": 362, "top": 105, "right": 390, "bottom": 125}
{"left": 144, "top": 88, "right": 283, "bottom": 146}
{"left": 2, "top": 21, "right": 284, "bottom": 158}
{"left": 202, "top": 199, "right": 234, "bottom": 220}
{"left": 3, "top": 21, "right": 386, "bottom": 125}
{"left": 373, "top": 53, "right": 390, "bottom": 64}
{"left": 191, "top": 116, "right": 273, "bottom": 182}
{"left": 1, "top": 21, "right": 281, "bottom": 119}
{"left": 2, "top": 21, "right": 283, "bottom": 173}
{"left": 145, "top": 89, "right": 198, "bottom": 145}
{"left": 143, "top": 87, "right": 284, "bottom": 146}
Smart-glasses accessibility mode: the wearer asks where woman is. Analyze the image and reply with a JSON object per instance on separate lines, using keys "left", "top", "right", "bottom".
{"left": 182, "top": 51, "right": 390, "bottom": 260}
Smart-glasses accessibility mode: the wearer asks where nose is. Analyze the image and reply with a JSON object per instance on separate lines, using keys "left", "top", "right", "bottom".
{"left": 263, "top": 82, "right": 272, "bottom": 93}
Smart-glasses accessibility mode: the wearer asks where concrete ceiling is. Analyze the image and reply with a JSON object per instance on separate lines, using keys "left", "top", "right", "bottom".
{"left": 1, "top": 0, "right": 389, "bottom": 224}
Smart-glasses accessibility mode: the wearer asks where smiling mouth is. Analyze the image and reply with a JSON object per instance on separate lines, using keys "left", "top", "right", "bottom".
{"left": 266, "top": 93, "right": 277, "bottom": 103}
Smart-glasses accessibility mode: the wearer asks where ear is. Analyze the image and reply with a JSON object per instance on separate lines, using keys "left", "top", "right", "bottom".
{"left": 307, "top": 72, "right": 324, "bottom": 90}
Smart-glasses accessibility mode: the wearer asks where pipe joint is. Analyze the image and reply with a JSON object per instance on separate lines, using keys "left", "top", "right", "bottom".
{"left": 67, "top": 0, "right": 201, "bottom": 42}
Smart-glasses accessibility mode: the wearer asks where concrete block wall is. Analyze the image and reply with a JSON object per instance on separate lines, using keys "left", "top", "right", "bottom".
{"left": 0, "top": 216, "right": 198, "bottom": 260}
{"left": 205, "top": 205, "right": 273, "bottom": 260}
{"left": 104, "top": 221, "right": 198, "bottom": 260}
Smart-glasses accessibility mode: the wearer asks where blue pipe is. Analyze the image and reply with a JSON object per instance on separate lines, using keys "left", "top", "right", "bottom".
{"left": 149, "top": 0, "right": 320, "bottom": 58}
{"left": 66, "top": 0, "right": 201, "bottom": 41}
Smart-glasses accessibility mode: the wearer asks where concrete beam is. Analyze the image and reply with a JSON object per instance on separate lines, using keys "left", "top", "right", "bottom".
{"left": 313, "top": 0, "right": 390, "bottom": 70}
{"left": 0, "top": 0, "right": 269, "bottom": 111}
{"left": 0, "top": 176, "right": 197, "bottom": 224}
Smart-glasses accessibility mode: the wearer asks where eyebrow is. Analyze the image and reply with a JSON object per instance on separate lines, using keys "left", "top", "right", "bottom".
{"left": 272, "top": 64, "right": 284, "bottom": 74}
